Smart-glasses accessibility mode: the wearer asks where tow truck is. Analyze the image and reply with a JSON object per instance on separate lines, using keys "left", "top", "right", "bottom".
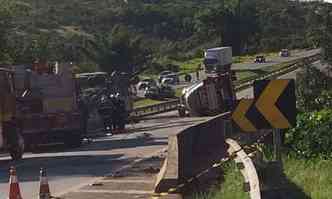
{"left": 1, "top": 61, "right": 85, "bottom": 160}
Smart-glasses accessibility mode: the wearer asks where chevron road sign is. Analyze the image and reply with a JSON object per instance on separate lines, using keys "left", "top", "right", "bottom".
{"left": 231, "top": 99, "right": 257, "bottom": 132}
{"left": 231, "top": 79, "right": 296, "bottom": 132}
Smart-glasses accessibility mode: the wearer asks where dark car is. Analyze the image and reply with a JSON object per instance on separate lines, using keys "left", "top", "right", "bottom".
{"left": 144, "top": 86, "right": 160, "bottom": 99}
{"left": 144, "top": 85, "right": 175, "bottom": 99}
{"left": 159, "top": 85, "right": 175, "bottom": 98}
{"left": 161, "top": 74, "right": 179, "bottom": 85}
{"left": 254, "top": 55, "right": 266, "bottom": 63}
{"left": 279, "top": 49, "right": 290, "bottom": 57}
{"left": 158, "top": 71, "right": 178, "bottom": 83}
{"left": 137, "top": 79, "right": 157, "bottom": 90}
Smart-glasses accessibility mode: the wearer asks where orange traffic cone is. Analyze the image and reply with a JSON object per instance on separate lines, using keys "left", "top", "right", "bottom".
{"left": 38, "top": 168, "right": 51, "bottom": 199}
{"left": 8, "top": 166, "right": 23, "bottom": 199}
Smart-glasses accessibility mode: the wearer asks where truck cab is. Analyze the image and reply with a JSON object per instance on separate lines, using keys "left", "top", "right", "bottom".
{"left": 204, "top": 47, "right": 232, "bottom": 74}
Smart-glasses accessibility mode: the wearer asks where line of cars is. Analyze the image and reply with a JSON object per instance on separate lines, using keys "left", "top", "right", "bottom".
{"left": 254, "top": 49, "right": 290, "bottom": 63}
{"left": 136, "top": 70, "right": 181, "bottom": 100}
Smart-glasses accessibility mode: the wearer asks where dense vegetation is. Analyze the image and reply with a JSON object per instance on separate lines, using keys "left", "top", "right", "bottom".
{"left": 0, "top": 0, "right": 331, "bottom": 74}
{"left": 285, "top": 65, "right": 332, "bottom": 158}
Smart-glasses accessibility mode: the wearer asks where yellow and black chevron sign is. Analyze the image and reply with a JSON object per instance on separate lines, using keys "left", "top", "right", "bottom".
{"left": 232, "top": 79, "right": 296, "bottom": 132}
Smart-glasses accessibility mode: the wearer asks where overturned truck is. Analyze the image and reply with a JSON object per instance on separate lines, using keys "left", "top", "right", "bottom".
{"left": 179, "top": 47, "right": 237, "bottom": 117}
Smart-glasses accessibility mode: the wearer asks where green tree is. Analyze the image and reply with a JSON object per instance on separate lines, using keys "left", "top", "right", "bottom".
{"left": 82, "top": 25, "right": 151, "bottom": 75}
{"left": 321, "top": 5, "right": 332, "bottom": 65}
{"left": 0, "top": 0, "right": 28, "bottom": 63}
{"left": 296, "top": 64, "right": 332, "bottom": 112}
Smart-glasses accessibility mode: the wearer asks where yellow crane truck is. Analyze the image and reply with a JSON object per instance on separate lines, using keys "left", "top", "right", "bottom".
{"left": 0, "top": 62, "right": 85, "bottom": 160}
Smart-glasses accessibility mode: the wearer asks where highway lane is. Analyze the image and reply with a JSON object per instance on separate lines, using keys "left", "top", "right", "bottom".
{"left": 232, "top": 48, "right": 320, "bottom": 70}
{"left": 0, "top": 112, "right": 209, "bottom": 199}
{"left": 236, "top": 60, "right": 326, "bottom": 99}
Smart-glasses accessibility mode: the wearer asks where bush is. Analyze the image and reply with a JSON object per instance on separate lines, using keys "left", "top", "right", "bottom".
{"left": 286, "top": 109, "right": 332, "bottom": 158}
{"left": 296, "top": 65, "right": 332, "bottom": 111}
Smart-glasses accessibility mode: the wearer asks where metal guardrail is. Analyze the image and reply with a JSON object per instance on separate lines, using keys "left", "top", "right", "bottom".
{"left": 131, "top": 53, "right": 321, "bottom": 119}
{"left": 130, "top": 99, "right": 180, "bottom": 119}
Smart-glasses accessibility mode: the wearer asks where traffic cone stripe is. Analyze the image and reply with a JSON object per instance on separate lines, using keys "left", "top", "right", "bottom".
{"left": 9, "top": 176, "right": 18, "bottom": 184}
{"left": 8, "top": 167, "right": 23, "bottom": 199}
{"left": 40, "top": 177, "right": 48, "bottom": 184}
{"left": 39, "top": 168, "right": 51, "bottom": 199}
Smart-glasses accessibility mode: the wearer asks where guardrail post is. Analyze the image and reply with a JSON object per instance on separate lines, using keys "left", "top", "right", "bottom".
{"left": 223, "top": 120, "right": 233, "bottom": 138}
{"left": 273, "top": 129, "right": 282, "bottom": 165}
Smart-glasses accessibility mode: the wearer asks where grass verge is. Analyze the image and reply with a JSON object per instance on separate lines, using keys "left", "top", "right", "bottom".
{"left": 195, "top": 156, "right": 332, "bottom": 199}
{"left": 283, "top": 156, "right": 332, "bottom": 199}
{"left": 193, "top": 161, "right": 250, "bottom": 199}
{"left": 133, "top": 87, "right": 183, "bottom": 108}
{"left": 234, "top": 59, "right": 299, "bottom": 85}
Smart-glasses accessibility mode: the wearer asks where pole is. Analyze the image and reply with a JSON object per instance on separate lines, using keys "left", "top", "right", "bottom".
{"left": 273, "top": 129, "right": 282, "bottom": 164}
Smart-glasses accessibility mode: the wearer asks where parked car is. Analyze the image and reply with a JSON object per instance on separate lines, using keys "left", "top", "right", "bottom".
{"left": 161, "top": 78, "right": 175, "bottom": 85}
{"left": 279, "top": 49, "right": 290, "bottom": 57}
{"left": 137, "top": 79, "right": 157, "bottom": 90}
{"left": 159, "top": 85, "right": 176, "bottom": 98}
{"left": 144, "top": 85, "right": 175, "bottom": 99}
{"left": 161, "top": 74, "right": 179, "bottom": 85}
{"left": 144, "top": 86, "right": 160, "bottom": 99}
{"left": 254, "top": 55, "right": 266, "bottom": 63}
{"left": 158, "top": 70, "right": 174, "bottom": 83}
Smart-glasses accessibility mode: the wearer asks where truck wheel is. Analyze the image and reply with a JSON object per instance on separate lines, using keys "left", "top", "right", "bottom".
{"left": 64, "top": 132, "right": 82, "bottom": 148}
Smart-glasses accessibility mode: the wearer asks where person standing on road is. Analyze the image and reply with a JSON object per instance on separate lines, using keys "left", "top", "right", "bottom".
{"left": 78, "top": 95, "right": 89, "bottom": 137}
{"left": 110, "top": 94, "right": 120, "bottom": 134}
{"left": 196, "top": 64, "right": 202, "bottom": 81}
{"left": 98, "top": 92, "right": 114, "bottom": 135}
{"left": 118, "top": 98, "right": 127, "bottom": 133}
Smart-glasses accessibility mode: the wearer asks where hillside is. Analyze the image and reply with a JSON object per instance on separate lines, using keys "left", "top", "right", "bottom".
{"left": 1, "top": 0, "right": 331, "bottom": 73}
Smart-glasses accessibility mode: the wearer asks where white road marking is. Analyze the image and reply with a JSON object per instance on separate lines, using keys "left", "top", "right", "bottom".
{"left": 73, "top": 189, "right": 153, "bottom": 194}
{"left": 98, "top": 179, "right": 153, "bottom": 183}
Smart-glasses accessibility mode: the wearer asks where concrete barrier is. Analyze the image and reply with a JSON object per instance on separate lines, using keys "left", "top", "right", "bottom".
{"left": 154, "top": 113, "right": 263, "bottom": 199}
{"left": 155, "top": 112, "right": 230, "bottom": 193}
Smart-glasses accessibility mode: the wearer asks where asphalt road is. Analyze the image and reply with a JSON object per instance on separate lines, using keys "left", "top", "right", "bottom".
{"left": 0, "top": 49, "right": 323, "bottom": 199}
{"left": 236, "top": 60, "right": 326, "bottom": 99}
{"left": 0, "top": 113, "right": 209, "bottom": 199}
{"left": 232, "top": 48, "right": 320, "bottom": 70}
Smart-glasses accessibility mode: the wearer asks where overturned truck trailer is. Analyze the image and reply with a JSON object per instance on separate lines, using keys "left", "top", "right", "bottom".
{"left": 180, "top": 47, "right": 237, "bottom": 117}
